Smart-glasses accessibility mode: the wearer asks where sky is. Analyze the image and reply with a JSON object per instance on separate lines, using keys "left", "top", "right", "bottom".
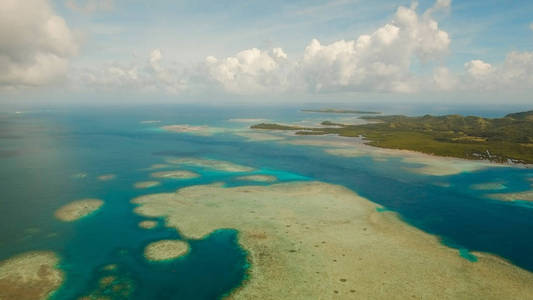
{"left": 1, "top": 0, "right": 533, "bottom": 105}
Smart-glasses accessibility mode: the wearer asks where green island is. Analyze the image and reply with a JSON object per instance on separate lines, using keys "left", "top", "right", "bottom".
{"left": 252, "top": 110, "right": 533, "bottom": 164}
{"left": 301, "top": 108, "right": 381, "bottom": 114}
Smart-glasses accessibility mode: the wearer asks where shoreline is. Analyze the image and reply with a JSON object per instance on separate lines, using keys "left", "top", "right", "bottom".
{"left": 284, "top": 129, "right": 533, "bottom": 172}
{"left": 363, "top": 141, "right": 533, "bottom": 169}
{"left": 156, "top": 119, "right": 524, "bottom": 172}
{"left": 283, "top": 129, "right": 532, "bottom": 169}
{"left": 251, "top": 110, "right": 533, "bottom": 165}
{"left": 252, "top": 131, "right": 516, "bottom": 176}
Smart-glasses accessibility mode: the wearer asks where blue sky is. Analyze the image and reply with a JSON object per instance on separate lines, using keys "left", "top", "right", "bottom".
{"left": 55, "top": 0, "right": 532, "bottom": 64}
{"left": 1, "top": 0, "right": 533, "bottom": 104}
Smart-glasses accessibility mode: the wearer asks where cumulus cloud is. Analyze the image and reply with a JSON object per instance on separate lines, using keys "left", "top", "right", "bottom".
{"left": 464, "top": 60, "right": 492, "bottom": 77}
{"left": 432, "top": 66, "right": 457, "bottom": 91}
{"left": 456, "top": 52, "right": 533, "bottom": 92}
{"left": 203, "top": 1, "right": 450, "bottom": 94}
{"left": 65, "top": 0, "right": 533, "bottom": 98}
{"left": 293, "top": 1, "right": 449, "bottom": 93}
{"left": 71, "top": 1, "right": 453, "bottom": 95}
{"left": 75, "top": 49, "right": 188, "bottom": 94}
{"left": 65, "top": 0, "right": 114, "bottom": 13}
{"left": 204, "top": 48, "right": 290, "bottom": 94}
{"left": 424, "top": 0, "right": 451, "bottom": 16}
{"left": 0, "top": 0, "right": 78, "bottom": 88}
{"left": 45, "top": 1, "right": 455, "bottom": 96}
{"left": 500, "top": 51, "right": 533, "bottom": 85}
{"left": 490, "top": 52, "right": 532, "bottom": 88}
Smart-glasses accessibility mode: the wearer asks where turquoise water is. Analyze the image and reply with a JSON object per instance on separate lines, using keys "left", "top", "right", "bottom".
{"left": 458, "top": 248, "right": 478, "bottom": 262}
{"left": 1, "top": 105, "right": 533, "bottom": 299}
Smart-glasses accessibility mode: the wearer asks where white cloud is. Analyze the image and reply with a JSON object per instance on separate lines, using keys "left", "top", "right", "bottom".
{"left": 0, "top": 0, "right": 78, "bottom": 88}
{"left": 424, "top": 0, "right": 451, "bottom": 16}
{"left": 70, "top": 1, "right": 452, "bottom": 96}
{"left": 433, "top": 66, "right": 457, "bottom": 91}
{"left": 464, "top": 59, "right": 492, "bottom": 77}
{"left": 493, "top": 51, "right": 533, "bottom": 89}
{"left": 62, "top": 0, "right": 533, "bottom": 99}
{"left": 75, "top": 49, "right": 188, "bottom": 94}
{"left": 204, "top": 48, "right": 290, "bottom": 94}
{"left": 435, "top": 0, "right": 452, "bottom": 10}
{"left": 460, "top": 52, "right": 533, "bottom": 92}
{"left": 65, "top": 0, "right": 114, "bottom": 13}
{"left": 296, "top": 1, "right": 449, "bottom": 93}
{"left": 199, "top": 1, "right": 450, "bottom": 95}
{"left": 272, "top": 47, "right": 288, "bottom": 59}
{"left": 150, "top": 49, "right": 163, "bottom": 65}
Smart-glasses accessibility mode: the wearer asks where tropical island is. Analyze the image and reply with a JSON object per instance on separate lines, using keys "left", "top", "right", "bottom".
{"left": 252, "top": 110, "right": 533, "bottom": 164}
{"left": 301, "top": 108, "right": 381, "bottom": 114}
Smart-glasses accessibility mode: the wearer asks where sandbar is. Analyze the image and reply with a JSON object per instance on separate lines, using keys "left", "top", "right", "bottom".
{"left": 161, "top": 124, "right": 227, "bottom": 136}
{"left": 242, "top": 126, "right": 496, "bottom": 176}
{"left": 133, "top": 181, "right": 533, "bottom": 299}
{"left": 54, "top": 199, "right": 104, "bottom": 222}
{"left": 489, "top": 190, "right": 533, "bottom": 202}
{"left": 134, "top": 181, "right": 161, "bottom": 189}
{"left": 325, "top": 145, "right": 492, "bottom": 176}
{"left": 234, "top": 131, "right": 286, "bottom": 142}
{"left": 143, "top": 240, "right": 189, "bottom": 261}
{"left": 286, "top": 138, "right": 362, "bottom": 148}
{"left": 235, "top": 175, "right": 277, "bottom": 182}
{"left": 228, "top": 118, "right": 269, "bottom": 123}
{"left": 138, "top": 220, "right": 158, "bottom": 229}
{"left": 470, "top": 182, "right": 507, "bottom": 191}
{"left": 165, "top": 157, "right": 254, "bottom": 173}
{"left": 0, "top": 251, "right": 64, "bottom": 300}
{"left": 401, "top": 154, "right": 492, "bottom": 176}
{"left": 97, "top": 174, "right": 116, "bottom": 181}
{"left": 146, "top": 164, "right": 171, "bottom": 170}
{"left": 150, "top": 170, "right": 199, "bottom": 180}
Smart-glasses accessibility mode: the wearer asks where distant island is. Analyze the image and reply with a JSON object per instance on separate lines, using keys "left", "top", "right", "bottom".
{"left": 252, "top": 110, "right": 533, "bottom": 164}
{"left": 301, "top": 108, "right": 381, "bottom": 114}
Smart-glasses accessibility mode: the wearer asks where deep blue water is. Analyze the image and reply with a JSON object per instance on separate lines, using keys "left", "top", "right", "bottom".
{"left": 1, "top": 105, "right": 532, "bottom": 299}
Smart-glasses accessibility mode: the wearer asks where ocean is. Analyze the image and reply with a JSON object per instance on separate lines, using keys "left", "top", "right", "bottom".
{"left": 1, "top": 105, "right": 532, "bottom": 299}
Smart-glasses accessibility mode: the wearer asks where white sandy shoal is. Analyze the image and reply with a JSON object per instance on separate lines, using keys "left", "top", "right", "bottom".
{"left": 161, "top": 124, "right": 228, "bottom": 136}
{"left": 165, "top": 157, "right": 254, "bottom": 173}
{"left": 150, "top": 170, "right": 199, "bottom": 179}
{"left": 0, "top": 251, "right": 64, "bottom": 300}
{"left": 144, "top": 240, "right": 189, "bottom": 261}
{"left": 235, "top": 175, "right": 277, "bottom": 182}
{"left": 134, "top": 181, "right": 161, "bottom": 189}
{"left": 132, "top": 181, "right": 533, "bottom": 299}
{"left": 54, "top": 199, "right": 104, "bottom": 222}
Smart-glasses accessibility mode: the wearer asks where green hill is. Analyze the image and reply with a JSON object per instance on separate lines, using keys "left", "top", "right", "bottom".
{"left": 251, "top": 111, "right": 533, "bottom": 164}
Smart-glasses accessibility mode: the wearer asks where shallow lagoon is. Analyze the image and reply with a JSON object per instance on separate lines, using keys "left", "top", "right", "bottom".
{"left": 1, "top": 106, "right": 533, "bottom": 299}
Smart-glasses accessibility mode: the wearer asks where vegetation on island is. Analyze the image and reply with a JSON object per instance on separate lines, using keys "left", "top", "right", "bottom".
{"left": 301, "top": 108, "right": 381, "bottom": 114}
{"left": 252, "top": 111, "right": 533, "bottom": 164}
